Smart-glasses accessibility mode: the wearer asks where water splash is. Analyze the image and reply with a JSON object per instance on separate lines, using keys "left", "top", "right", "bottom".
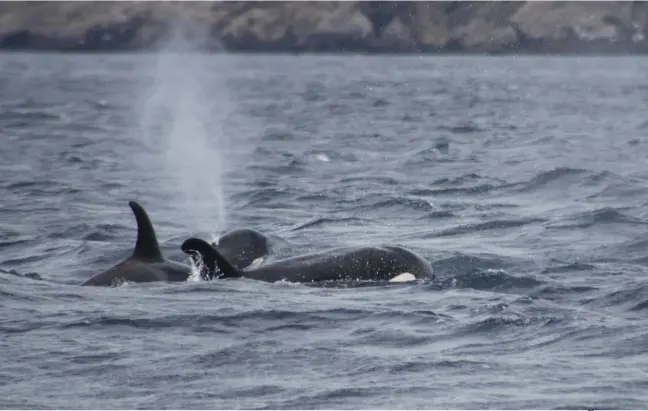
{"left": 135, "top": 24, "right": 231, "bottom": 236}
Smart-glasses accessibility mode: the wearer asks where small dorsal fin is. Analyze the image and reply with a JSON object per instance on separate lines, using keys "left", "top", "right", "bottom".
{"left": 128, "top": 201, "right": 163, "bottom": 260}
{"left": 181, "top": 237, "right": 242, "bottom": 280}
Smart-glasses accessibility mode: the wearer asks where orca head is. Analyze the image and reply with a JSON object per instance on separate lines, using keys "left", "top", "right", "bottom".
{"left": 211, "top": 227, "right": 270, "bottom": 269}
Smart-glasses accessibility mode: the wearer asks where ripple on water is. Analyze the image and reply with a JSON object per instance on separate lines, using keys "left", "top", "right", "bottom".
{"left": 2, "top": 54, "right": 648, "bottom": 409}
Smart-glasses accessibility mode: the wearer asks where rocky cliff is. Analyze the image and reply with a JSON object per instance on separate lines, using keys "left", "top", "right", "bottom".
{"left": 0, "top": 1, "right": 646, "bottom": 53}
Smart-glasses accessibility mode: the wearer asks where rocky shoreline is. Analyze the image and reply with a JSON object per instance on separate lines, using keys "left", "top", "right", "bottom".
{"left": 0, "top": 1, "right": 646, "bottom": 54}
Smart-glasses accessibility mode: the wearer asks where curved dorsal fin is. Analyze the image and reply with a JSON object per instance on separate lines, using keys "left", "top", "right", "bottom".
{"left": 181, "top": 237, "right": 242, "bottom": 280}
{"left": 128, "top": 201, "right": 163, "bottom": 260}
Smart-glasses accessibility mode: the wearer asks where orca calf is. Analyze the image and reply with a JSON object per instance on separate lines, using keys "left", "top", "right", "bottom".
{"left": 181, "top": 237, "right": 435, "bottom": 284}
{"left": 82, "top": 201, "right": 193, "bottom": 286}
{"left": 212, "top": 227, "right": 271, "bottom": 270}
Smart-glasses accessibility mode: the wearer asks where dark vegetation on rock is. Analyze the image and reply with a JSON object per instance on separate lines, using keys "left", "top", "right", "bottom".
{"left": 0, "top": 1, "right": 646, "bottom": 54}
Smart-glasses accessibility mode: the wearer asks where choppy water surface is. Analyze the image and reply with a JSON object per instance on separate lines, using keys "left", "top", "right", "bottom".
{"left": 1, "top": 53, "right": 648, "bottom": 409}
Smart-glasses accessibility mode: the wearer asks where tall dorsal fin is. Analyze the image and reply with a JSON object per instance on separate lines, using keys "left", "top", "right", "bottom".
{"left": 128, "top": 201, "right": 163, "bottom": 260}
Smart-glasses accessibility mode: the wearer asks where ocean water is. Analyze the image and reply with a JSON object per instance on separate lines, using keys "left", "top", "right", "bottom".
{"left": 1, "top": 52, "right": 648, "bottom": 409}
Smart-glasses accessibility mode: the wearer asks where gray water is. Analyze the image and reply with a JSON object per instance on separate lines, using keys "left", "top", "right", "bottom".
{"left": 1, "top": 53, "right": 648, "bottom": 409}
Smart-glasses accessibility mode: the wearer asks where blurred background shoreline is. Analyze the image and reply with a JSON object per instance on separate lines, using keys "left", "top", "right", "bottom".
{"left": 0, "top": 1, "right": 647, "bottom": 55}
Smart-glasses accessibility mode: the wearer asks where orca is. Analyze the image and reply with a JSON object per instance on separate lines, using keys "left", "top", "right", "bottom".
{"left": 82, "top": 201, "right": 193, "bottom": 287}
{"left": 212, "top": 227, "right": 271, "bottom": 270}
{"left": 181, "top": 237, "right": 435, "bottom": 284}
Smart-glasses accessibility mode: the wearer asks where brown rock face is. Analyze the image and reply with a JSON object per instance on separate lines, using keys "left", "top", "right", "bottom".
{"left": 510, "top": 2, "right": 648, "bottom": 53}
{"left": 0, "top": 1, "right": 646, "bottom": 53}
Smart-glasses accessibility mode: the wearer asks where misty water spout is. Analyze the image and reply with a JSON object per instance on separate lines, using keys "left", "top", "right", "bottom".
{"left": 136, "top": 26, "right": 231, "bottom": 237}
